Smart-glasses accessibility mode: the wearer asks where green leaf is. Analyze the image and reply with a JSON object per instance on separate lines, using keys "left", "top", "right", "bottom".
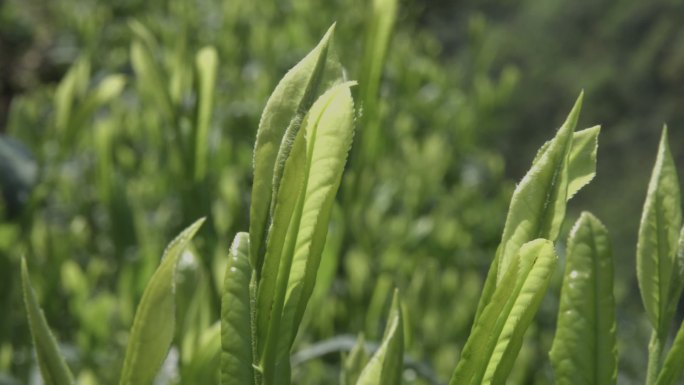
{"left": 258, "top": 82, "right": 356, "bottom": 384}
{"left": 531, "top": 125, "right": 599, "bottom": 201}
{"left": 566, "top": 126, "right": 600, "bottom": 200}
{"left": 637, "top": 126, "right": 682, "bottom": 337}
{"left": 357, "top": 0, "right": 398, "bottom": 164}
{"left": 356, "top": 290, "right": 404, "bottom": 385}
{"left": 341, "top": 334, "right": 370, "bottom": 385}
{"left": 119, "top": 218, "right": 205, "bottom": 385}
{"left": 21, "top": 258, "right": 74, "bottom": 385}
{"left": 54, "top": 57, "right": 90, "bottom": 134}
{"left": 450, "top": 239, "right": 556, "bottom": 385}
{"left": 130, "top": 40, "right": 173, "bottom": 120}
{"left": 656, "top": 317, "right": 684, "bottom": 385}
{"left": 282, "top": 82, "right": 356, "bottom": 345}
{"left": 474, "top": 94, "right": 588, "bottom": 323}
{"left": 550, "top": 212, "right": 617, "bottom": 385}
{"left": 185, "top": 322, "right": 221, "bottom": 385}
{"left": 221, "top": 233, "right": 255, "bottom": 385}
{"left": 255, "top": 127, "right": 308, "bottom": 366}
{"left": 249, "top": 24, "right": 337, "bottom": 273}
{"left": 193, "top": 46, "right": 218, "bottom": 182}
{"left": 496, "top": 93, "right": 582, "bottom": 282}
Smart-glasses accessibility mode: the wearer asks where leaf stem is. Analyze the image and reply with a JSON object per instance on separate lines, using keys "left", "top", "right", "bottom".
{"left": 646, "top": 331, "right": 664, "bottom": 385}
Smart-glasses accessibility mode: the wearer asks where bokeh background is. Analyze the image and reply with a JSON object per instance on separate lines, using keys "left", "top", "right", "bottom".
{"left": 1, "top": 0, "right": 683, "bottom": 384}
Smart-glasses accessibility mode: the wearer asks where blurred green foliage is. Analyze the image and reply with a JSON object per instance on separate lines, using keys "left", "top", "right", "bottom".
{"left": 0, "top": 0, "right": 679, "bottom": 384}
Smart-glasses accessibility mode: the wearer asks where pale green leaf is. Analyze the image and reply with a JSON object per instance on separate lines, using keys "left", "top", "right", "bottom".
{"left": 357, "top": 0, "right": 397, "bottom": 163}
{"left": 255, "top": 127, "right": 308, "bottom": 364}
{"left": 637, "top": 126, "right": 682, "bottom": 337}
{"left": 258, "top": 83, "right": 356, "bottom": 383}
{"left": 249, "top": 24, "right": 337, "bottom": 273}
{"left": 282, "top": 82, "right": 356, "bottom": 345}
{"left": 194, "top": 46, "right": 218, "bottom": 181}
{"left": 496, "top": 93, "right": 582, "bottom": 282}
{"left": 221, "top": 233, "right": 255, "bottom": 385}
{"left": 21, "top": 258, "right": 74, "bottom": 385}
{"left": 475, "top": 94, "right": 586, "bottom": 323}
{"left": 130, "top": 40, "right": 173, "bottom": 120}
{"left": 566, "top": 126, "right": 600, "bottom": 200}
{"left": 450, "top": 239, "right": 556, "bottom": 385}
{"left": 119, "top": 218, "right": 205, "bottom": 385}
{"left": 550, "top": 212, "right": 617, "bottom": 385}
{"left": 356, "top": 290, "right": 404, "bottom": 385}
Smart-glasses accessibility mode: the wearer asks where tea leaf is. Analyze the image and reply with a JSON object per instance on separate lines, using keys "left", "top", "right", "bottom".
{"left": 255, "top": 127, "right": 307, "bottom": 364}
{"left": 194, "top": 46, "right": 218, "bottom": 182}
{"left": 356, "top": 290, "right": 404, "bottom": 385}
{"left": 567, "top": 126, "right": 600, "bottom": 199}
{"left": 220, "top": 233, "right": 255, "bottom": 385}
{"left": 341, "top": 334, "right": 370, "bottom": 385}
{"left": 357, "top": 0, "right": 397, "bottom": 164}
{"left": 450, "top": 239, "right": 556, "bottom": 385}
{"left": 637, "top": 126, "right": 682, "bottom": 337}
{"left": 119, "top": 218, "right": 205, "bottom": 385}
{"left": 21, "top": 258, "right": 74, "bottom": 385}
{"left": 475, "top": 94, "right": 586, "bottom": 322}
{"left": 656, "top": 317, "right": 684, "bottom": 385}
{"left": 249, "top": 24, "right": 336, "bottom": 273}
{"left": 282, "top": 81, "right": 356, "bottom": 345}
{"left": 550, "top": 212, "right": 617, "bottom": 385}
{"left": 496, "top": 94, "right": 582, "bottom": 281}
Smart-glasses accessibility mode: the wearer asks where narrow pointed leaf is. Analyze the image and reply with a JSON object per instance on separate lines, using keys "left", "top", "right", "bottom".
{"left": 258, "top": 83, "right": 356, "bottom": 383}
{"left": 119, "top": 218, "right": 205, "bottom": 385}
{"left": 255, "top": 128, "right": 307, "bottom": 361}
{"left": 475, "top": 94, "right": 587, "bottom": 324}
{"left": 496, "top": 94, "right": 582, "bottom": 282}
{"left": 194, "top": 46, "right": 218, "bottom": 182}
{"left": 341, "top": 334, "right": 370, "bottom": 385}
{"left": 357, "top": 0, "right": 397, "bottom": 164}
{"left": 282, "top": 82, "right": 356, "bottom": 345}
{"left": 130, "top": 41, "right": 173, "bottom": 120}
{"left": 450, "top": 239, "right": 556, "bottom": 385}
{"left": 21, "top": 258, "right": 74, "bottom": 385}
{"left": 249, "top": 24, "right": 336, "bottom": 273}
{"left": 550, "top": 212, "right": 617, "bottom": 385}
{"left": 356, "top": 290, "right": 404, "bottom": 385}
{"left": 655, "top": 317, "right": 684, "bottom": 385}
{"left": 221, "top": 232, "right": 255, "bottom": 385}
{"left": 637, "top": 127, "right": 681, "bottom": 337}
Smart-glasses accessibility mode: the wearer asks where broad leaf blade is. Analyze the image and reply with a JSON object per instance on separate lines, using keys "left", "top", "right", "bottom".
{"left": 637, "top": 126, "right": 682, "bottom": 336}
{"left": 249, "top": 24, "right": 336, "bottom": 273}
{"left": 355, "top": 290, "right": 404, "bottom": 385}
{"left": 550, "top": 212, "right": 617, "bottom": 385}
{"left": 221, "top": 233, "right": 255, "bottom": 385}
{"left": 21, "top": 258, "right": 74, "bottom": 385}
{"left": 282, "top": 82, "right": 356, "bottom": 345}
{"left": 450, "top": 239, "right": 556, "bottom": 385}
{"left": 119, "top": 218, "right": 205, "bottom": 385}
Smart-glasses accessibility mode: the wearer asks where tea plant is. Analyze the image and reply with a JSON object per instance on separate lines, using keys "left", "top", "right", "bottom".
{"left": 13, "top": 5, "right": 684, "bottom": 385}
